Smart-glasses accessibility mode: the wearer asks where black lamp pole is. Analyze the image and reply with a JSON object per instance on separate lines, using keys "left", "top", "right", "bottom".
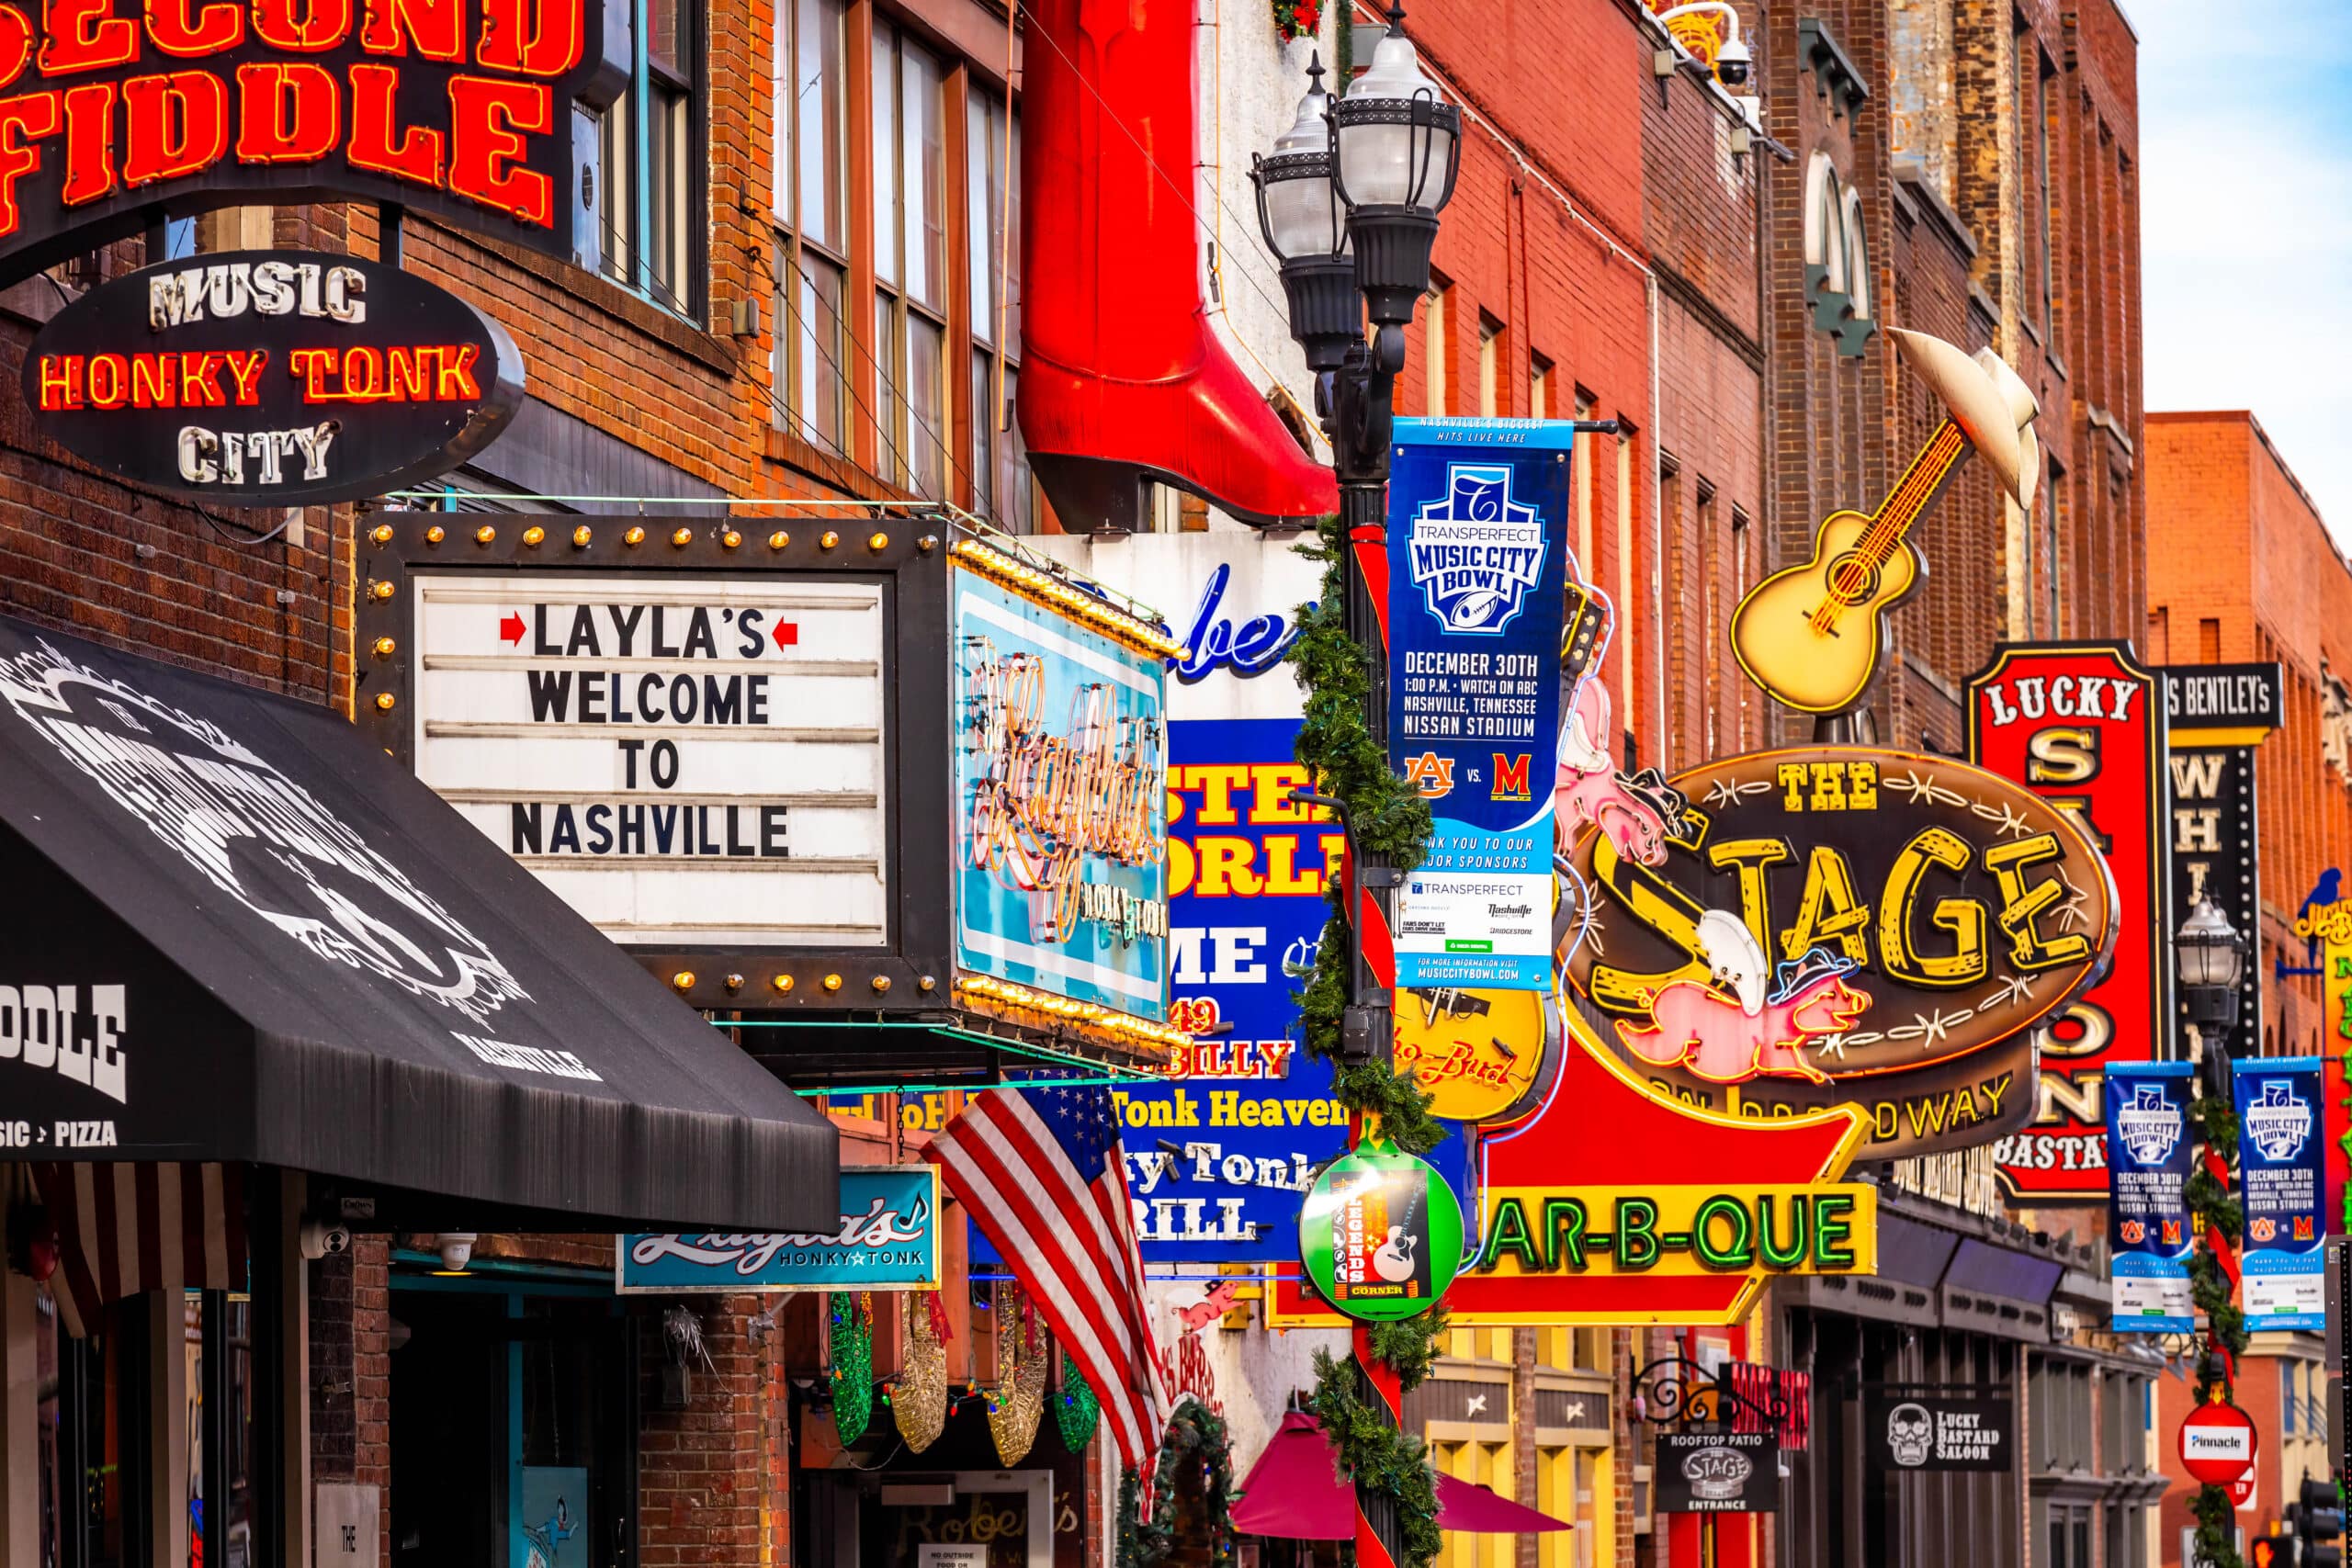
{"left": 1253, "top": 19, "right": 1461, "bottom": 1568}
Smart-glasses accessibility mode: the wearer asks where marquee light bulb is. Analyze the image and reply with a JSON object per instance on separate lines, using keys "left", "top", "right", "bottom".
{"left": 424, "top": 525, "right": 445, "bottom": 544}
{"left": 868, "top": 532, "right": 889, "bottom": 552}
{"left": 370, "top": 637, "right": 395, "bottom": 659}
{"left": 373, "top": 693, "right": 395, "bottom": 710}
{"left": 474, "top": 525, "right": 496, "bottom": 545}
{"left": 722, "top": 530, "right": 743, "bottom": 549}
{"left": 820, "top": 531, "right": 840, "bottom": 549}
{"left": 772, "top": 975, "right": 796, "bottom": 994}
{"left": 572, "top": 525, "right": 594, "bottom": 547}
{"left": 521, "top": 525, "right": 545, "bottom": 547}
{"left": 671, "top": 527, "right": 694, "bottom": 547}
{"left": 625, "top": 526, "right": 647, "bottom": 547}
{"left": 769, "top": 530, "right": 790, "bottom": 549}
{"left": 369, "top": 524, "right": 393, "bottom": 545}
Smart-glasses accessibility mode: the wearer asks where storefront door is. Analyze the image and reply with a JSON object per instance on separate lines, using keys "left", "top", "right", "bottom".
{"left": 811, "top": 1470, "right": 1052, "bottom": 1568}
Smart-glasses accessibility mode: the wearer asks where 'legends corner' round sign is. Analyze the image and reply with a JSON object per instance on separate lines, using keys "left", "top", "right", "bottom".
{"left": 1298, "top": 1145, "right": 1464, "bottom": 1322}
{"left": 2177, "top": 1400, "right": 2257, "bottom": 1485}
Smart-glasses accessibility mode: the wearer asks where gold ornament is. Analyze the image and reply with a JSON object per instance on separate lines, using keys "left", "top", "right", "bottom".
{"left": 895, "top": 1293, "right": 949, "bottom": 1452}
{"left": 987, "top": 1282, "right": 1048, "bottom": 1465}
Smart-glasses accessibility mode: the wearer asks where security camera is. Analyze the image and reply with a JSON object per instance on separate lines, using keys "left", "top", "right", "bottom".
{"left": 435, "top": 1233, "right": 477, "bottom": 1272}
{"left": 1713, "top": 38, "right": 1752, "bottom": 87}
{"left": 300, "top": 1221, "right": 351, "bottom": 1261}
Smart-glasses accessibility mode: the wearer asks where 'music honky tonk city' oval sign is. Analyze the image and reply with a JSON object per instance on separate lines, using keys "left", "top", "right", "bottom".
{"left": 1564, "top": 746, "right": 2118, "bottom": 1158}
{"left": 26, "top": 251, "right": 523, "bottom": 506}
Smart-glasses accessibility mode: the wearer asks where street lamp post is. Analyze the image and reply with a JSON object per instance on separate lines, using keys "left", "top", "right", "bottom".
{"left": 2175, "top": 896, "right": 2253, "bottom": 1568}
{"left": 1253, "top": 19, "right": 1459, "bottom": 1568}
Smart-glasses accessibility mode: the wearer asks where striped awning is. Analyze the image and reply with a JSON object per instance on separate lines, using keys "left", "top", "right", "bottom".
{"left": 30, "top": 1163, "right": 247, "bottom": 1337}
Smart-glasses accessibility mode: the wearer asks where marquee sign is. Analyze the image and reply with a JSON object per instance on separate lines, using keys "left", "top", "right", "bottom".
{"left": 1968, "top": 643, "right": 2165, "bottom": 1200}
{"left": 0, "top": 0, "right": 625, "bottom": 282}
{"left": 952, "top": 558, "right": 1170, "bottom": 1021}
{"left": 26, "top": 250, "right": 522, "bottom": 504}
{"left": 1564, "top": 745, "right": 2112, "bottom": 1160}
{"left": 358, "top": 513, "right": 956, "bottom": 1011}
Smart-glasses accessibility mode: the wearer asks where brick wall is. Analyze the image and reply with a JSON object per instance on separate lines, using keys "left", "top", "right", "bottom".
{"left": 2146, "top": 411, "right": 2352, "bottom": 1055}
{"left": 1400, "top": 0, "right": 1664, "bottom": 761}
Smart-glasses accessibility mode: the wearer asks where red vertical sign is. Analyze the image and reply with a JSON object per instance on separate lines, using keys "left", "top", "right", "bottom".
{"left": 1968, "top": 643, "right": 2165, "bottom": 1201}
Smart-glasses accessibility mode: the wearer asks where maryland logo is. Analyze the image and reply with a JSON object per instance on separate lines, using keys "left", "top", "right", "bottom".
{"left": 2295, "top": 1215, "right": 2316, "bottom": 1240}
{"left": 1490, "top": 752, "right": 1532, "bottom": 802}
{"left": 2161, "top": 1219, "right": 2184, "bottom": 1246}
{"left": 1407, "top": 464, "right": 1547, "bottom": 635}
{"left": 1403, "top": 752, "right": 1456, "bottom": 800}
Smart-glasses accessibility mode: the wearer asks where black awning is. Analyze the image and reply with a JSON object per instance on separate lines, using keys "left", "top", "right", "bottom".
{"left": 0, "top": 615, "right": 836, "bottom": 1233}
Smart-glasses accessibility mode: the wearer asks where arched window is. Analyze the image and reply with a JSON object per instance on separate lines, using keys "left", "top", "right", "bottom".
{"left": 1802, "top": 152, "right": 1876, "bottom": 355}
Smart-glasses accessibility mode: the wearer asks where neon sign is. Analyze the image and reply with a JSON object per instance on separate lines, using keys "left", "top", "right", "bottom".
{"left": 25, "top": 248, "right": 522, "bottom": 502}
{"left": 0, "top": 0, "right": 623, "bottom": 279}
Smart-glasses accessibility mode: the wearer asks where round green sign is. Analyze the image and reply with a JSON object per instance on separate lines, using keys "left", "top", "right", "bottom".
{"left": 1297, "top": 1145, "right": 1464, "bottom": 1322}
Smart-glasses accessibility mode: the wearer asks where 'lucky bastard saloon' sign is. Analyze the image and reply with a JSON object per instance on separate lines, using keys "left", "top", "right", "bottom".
{"left": 26, "top": 251, "right": 523, "bottom": 504}
{"left": 0, "top": 0, "right": 624, "bottom": 281}
{"left": 1565, "top": 746, "right": 2117, "bottom": 1160}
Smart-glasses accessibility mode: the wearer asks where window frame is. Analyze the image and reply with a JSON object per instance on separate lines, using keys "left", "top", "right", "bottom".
{"left": 601, "top": 0, "right": 707, "bottom": 320}
{"left": 772, "top": 0, "right": 854, "bottom": 457}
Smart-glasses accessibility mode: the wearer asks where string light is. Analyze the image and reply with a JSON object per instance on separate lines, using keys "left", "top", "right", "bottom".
{"left": 951, "top": 975, "right": 1191, "bottom": 1055}
{"left": 949, "top": 538, "right": 1184, "bottom": 657}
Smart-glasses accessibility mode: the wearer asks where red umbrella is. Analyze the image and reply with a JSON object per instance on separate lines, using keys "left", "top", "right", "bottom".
{"left": 1230, "top": 1413, "right": 1574, "bottom": 1539}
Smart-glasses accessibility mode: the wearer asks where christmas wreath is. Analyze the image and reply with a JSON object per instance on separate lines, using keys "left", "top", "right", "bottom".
{"left": 1116, "top": 1402, "right": 1237, "bottom": 1568}
{"left": 1272, "top": 0, "right": 1320, "bottom": 45}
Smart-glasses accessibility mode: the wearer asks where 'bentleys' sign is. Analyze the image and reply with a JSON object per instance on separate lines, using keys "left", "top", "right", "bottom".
{"left": 412, "top": 574, "right": 888, "bottom": 949}
{"left": 26, "top": 252, "right": 523, "bottom": 505}
{"left": 619, "top": 1167, "right": 940, "bottom": 1292}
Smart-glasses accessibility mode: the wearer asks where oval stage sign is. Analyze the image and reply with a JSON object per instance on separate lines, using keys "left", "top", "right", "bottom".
{"left": 1565, "top": 745, "right": 2118, "bottom": 1158}
{"left": 25, "top": 251, "right": 524, "bottom": 507}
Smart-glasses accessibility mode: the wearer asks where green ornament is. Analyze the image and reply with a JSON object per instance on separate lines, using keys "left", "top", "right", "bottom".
{"left": 1057, "top": 1361, "right": 1101, "bottom": 1452}
{"left": 1298, "top": 1144, "right": 1464, "bottom": 1321}
{"left": 830, "top": 1292, "right": 874, "bottom": 1446}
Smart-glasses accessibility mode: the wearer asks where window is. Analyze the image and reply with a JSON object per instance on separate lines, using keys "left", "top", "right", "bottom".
{"left": 1477, "top": 311, "right": 1503, "bottom": 417}
{"left": 2037, "top": 62, "right": 2054, "bottom": 332}
{"left": 1530, "top": 352, "right": 1554, "bottom": 421}
{"left": 1424, "top": 281, "right": 1451, "bottom": 415}
{"left": 874, "top": 21, "right": 951, "bottom": 496}
{"left": 969, "top": 91, "right": 1033, "bottom": 528}
{"left": 600, "top": 0, "right": 701, "bottom": 313}
{"left": 772, "top": 0, "right": 851, "bottom": 455}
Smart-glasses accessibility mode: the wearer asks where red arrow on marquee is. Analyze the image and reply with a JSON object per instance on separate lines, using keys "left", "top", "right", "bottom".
{"left": 500, "top": 613, "right": 526, "bottom": 646}
{"left": 773, "top": 620, "right": 799, "bottom": 649}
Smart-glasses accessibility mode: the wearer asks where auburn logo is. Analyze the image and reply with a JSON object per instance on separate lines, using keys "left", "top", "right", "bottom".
{"left": 1489, "top": 751, "right": 1532, "bottom": 801}
{"left": 1403, "top": 751, "right": 1456, "bottom": 799}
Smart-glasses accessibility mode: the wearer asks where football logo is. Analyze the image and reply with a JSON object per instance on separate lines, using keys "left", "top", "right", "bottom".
{"left": 1403, "top": 751, "right": 1457, "bottom": 800}
{"left": 2244, "top": 1080, "right": 2313, "bottom": 1163}
{"left": 1407, "top": 463, "right": 1547, "bottom": 636}
{"left": 2115, "top": 1083, "right": 2182, "bottom": 1166}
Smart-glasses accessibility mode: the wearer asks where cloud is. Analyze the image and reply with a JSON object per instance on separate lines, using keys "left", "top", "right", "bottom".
{"left": 2136, "top": 0, "right": 2352, "bottom": 545}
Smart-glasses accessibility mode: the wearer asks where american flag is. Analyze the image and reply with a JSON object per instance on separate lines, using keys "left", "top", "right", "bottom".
{"left": 926, "top": 1079, "right": 1165, "bottom": 1472}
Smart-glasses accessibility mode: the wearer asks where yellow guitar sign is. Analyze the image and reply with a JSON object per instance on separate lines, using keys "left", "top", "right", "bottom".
{"left": 1729, "top": 330, "right": 2041, "bottom": 716}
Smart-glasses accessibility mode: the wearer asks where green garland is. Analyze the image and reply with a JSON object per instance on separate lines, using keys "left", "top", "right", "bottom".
{"left": 1115, "top": 1404, "right": 1236, "bottom": 1568}
{"left": 1286, "top": 513, "right": 1449, "bottom": 1568}
{"left": 2188, "top": 1089, "right": 2247, "bottom": 1568}
{"left": 1057, "top": 1360, "right": 1102, "bottom": 1452}
{"left": 829, "top": 1292, "right": 874, "bottom": 1446}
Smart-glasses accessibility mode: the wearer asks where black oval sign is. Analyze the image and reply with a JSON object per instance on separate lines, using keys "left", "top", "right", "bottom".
{"left": 24, "top": 250, "right": 523, "bottom": 507}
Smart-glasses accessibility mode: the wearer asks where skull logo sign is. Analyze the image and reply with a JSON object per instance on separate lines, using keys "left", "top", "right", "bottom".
{"left": 1886, "top": 1403, "right": 1934, "bottom": 1468}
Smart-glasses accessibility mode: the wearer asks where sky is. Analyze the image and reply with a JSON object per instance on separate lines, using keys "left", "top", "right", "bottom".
{"left": 2133, "top": 0, "right": 2352, "bottom": 546}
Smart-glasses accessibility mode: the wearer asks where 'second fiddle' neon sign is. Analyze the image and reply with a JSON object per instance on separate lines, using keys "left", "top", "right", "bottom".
{"left": 0, "top": 0, "right": 622, "bottom": 279}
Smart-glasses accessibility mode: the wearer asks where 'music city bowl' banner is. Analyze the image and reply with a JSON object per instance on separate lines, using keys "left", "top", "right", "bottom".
{"left": 2105, "top": 1062, "right": 2195, "bottom": 1333}
{"left": 1385, "top": 420, "right": 1570, "bottom": 990}
{"left": 2235, "top": 1055, "right": 2327, "bottom": 1331}
{"left": 1969, "top": 643, "right": 2166, "bottom": 1201}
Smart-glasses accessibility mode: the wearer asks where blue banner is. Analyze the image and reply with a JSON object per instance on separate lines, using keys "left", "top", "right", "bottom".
{"left": 2107, "top": 1062, "right": 2196, "bottom": 1333}
{"left": 1385, "top": 419, "right": 1570, "bottom": 989}
{"left": 617, "top": 1166, "right": 941, "bottom": 1292}
{"left": 1118, "top": 716, "right": 1350, "bottom": 1262}
{"left": 953, "top": 569, "right": 1170, "bottom": 1019}
{"left": 2236, "top": 1055, "right": 2327, "bottom": 1331}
